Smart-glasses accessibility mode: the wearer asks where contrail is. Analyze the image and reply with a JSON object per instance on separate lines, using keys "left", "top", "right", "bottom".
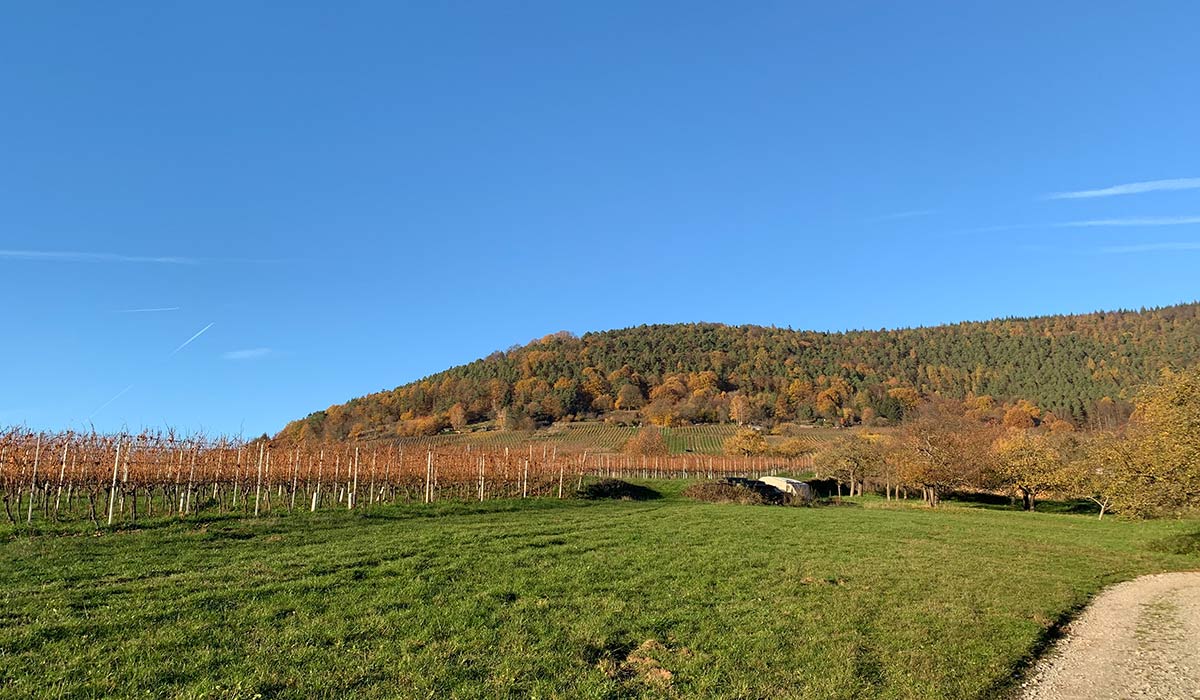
{"left": 115, "top": 306, "right": 180, "bottom": 313}
{"left": 89, "top": 384, "right": 135, "bottom": 419}
{"left": 0, "top": 249, "right": 195, "bottom": 264}
{"left": 170, "top": 322, "right": 215, "bottom": 356}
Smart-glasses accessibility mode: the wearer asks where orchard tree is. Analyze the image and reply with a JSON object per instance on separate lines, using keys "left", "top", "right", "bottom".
{"left": 724, "top": 428, "right": 768, "bottom": 456}
{"left": 1061, "top": 369, "right": 1200, "bottom": 519}
{"left": 992, "top": 429, "right": 1063, "bottom": 511}
{"left": 814, "top": 434, "right": 886, "bottom": 497}
{"left": 624, "top": 426, "right": 668, "bottom": 457}
{"left": 1061, "top": 432, "right": 1122, "bottom": 520}
{"left": 892, "top": 400, "right": 998, "bottom": 507}
{"left": 1109, "top": 368, "right": 1200, "bottom": 517}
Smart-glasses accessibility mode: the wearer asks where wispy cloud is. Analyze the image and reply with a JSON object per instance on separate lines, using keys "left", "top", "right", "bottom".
{"left": 1057, "top": 216, "right": 1200, "bottom": 228}
{"left": 961, "top": 216, "right": 1200, "bottom": 234}
{"left": 115, "top": 306, "right": 180, "bottom": 313}
{"left": 223, "top": 347, "right": 273, "bottom": 361}
{"left": 1099, "top": 242, "right": 1200, "bottom": 254}
{"left": 867, "top": 209, "right": 937, "bottom": 222}
{"left": 170, "top": 322, "right": 215, "bottom": 356}
{"left": 0, "top": 249, "right": 196, "bottom": 264}
{"left": 1046, "top": 178, "right": 1200, "bottom": 200}
{"left": 964, "top": 223, "right": 1033, "bottom": 234}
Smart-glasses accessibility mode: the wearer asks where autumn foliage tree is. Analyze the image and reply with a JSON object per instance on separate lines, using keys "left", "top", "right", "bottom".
{"left": 729, "top": 395, "right": 753, "bottom": 425}
{"left": 624, "top": 426, "right": 669, "bottom": 457}
{"left": 814, "top": 434, "right": 886, "bottom": 497}
{"left": 1060, "top": 433, "right": 1122, "bottom": 520}
{"left": 992, "top": 429, "right": 1065, "bottom": 510}
{"left": 723, "top": 428, "right": 768, "bottom": 456}
{"left": 448, "top": 403, "right": 468, "bottom": 431}
{"left": 892, "top": 400, "right": 998, "bottom": 507}
{"left": 1090, "top": 368, "right": 1200, "bottom": 518}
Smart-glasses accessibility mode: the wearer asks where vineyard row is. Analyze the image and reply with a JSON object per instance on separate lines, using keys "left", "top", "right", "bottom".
{"left": 0, "top": 431, "right": 813, "bottom": 526}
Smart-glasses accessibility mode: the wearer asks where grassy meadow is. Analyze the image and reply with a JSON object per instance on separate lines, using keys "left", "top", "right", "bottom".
{"left": 2, "top": 483, "right": 1197, "bottom": 699}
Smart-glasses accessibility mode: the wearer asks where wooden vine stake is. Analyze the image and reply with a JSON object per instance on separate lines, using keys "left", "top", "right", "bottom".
{"left": 312, "top": 448, "right": 324, "bottom": 511}
{"left": 349, "top": 446, "right": 359, "bottom": 510}
{"left": 27, "top": 433, "right": 42, "bottom": 524}
{"left": 253, "top": 442, "right": 265, "bottom": 517}
{"left": 106, "top": 440, "right": 121, "bottom": 526}
{"left": 290, "top": 446, "right": 300, "bottom": 510}
{"left": 478, "top": 456, "right": 485, "bottom": 502}
{"left": 185, "top": 448, "right": 197, "bottom": 515}
{"left": 53, "top": 441, "right": 68, "bottom": 520}
{"left": 424, "top": 451, "right": 433, "bottom": 504}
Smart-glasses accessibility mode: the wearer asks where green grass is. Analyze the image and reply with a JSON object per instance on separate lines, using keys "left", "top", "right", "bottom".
{"left": 1, "top": 486, "right": 1197, "bottom": 699}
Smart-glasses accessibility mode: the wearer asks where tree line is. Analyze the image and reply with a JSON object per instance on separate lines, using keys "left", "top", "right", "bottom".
{"left": 805, "top": 368, "right": 1200, "bottom": 519}
{"left": 281, "top": 302, "right": 1200, "bottom": 442}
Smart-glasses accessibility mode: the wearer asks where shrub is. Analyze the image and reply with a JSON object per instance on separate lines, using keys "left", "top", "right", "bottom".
{"left": 577, "top": 479, "right": 661, "bottom": 501}
{"left": 683, "top": 478, "right": 801, "bottom": 506}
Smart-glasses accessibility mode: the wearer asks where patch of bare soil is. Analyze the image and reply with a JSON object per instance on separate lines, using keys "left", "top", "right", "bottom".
{"left": 1019, "top": 571, "right": 1200, "bottom": 700}
{"left": 598, "top": 639, "right": 693, "bottom": 691}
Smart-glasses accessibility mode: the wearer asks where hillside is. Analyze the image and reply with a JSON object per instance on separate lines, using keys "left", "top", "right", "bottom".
{"left": 281, "top": 302, "right": 1200, "bottom": 441}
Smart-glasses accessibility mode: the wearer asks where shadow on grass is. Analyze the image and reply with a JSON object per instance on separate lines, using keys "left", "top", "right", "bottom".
{"left": 1152, "top": 529, "right": 1200, "bottom": 556}
{"left": 986, "top": 596, "right": 1090, "bottom": 699}
{"left": 943, "top": 490, "right": 1016, "bottom": 508}
{"left": 1, "top": 510, "right": 257, "bottom": 541}
{"left": 1035, "top": 499, "right": 1103, "bottom": 516}
{"left": 3, "top": 497, "right": 596, "bottom": 541}
{"left": 942, "top": 492, "right": 1103, "bottom": 516}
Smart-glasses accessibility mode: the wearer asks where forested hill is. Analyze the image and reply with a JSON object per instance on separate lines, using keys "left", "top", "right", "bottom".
{"left": 281, "top": 303, "right": 1200, "bottom": 441}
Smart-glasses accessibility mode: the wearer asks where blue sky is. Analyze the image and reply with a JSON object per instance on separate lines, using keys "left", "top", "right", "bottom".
{"left": 3, "top": 2, "right": 1198, "bottom": 436}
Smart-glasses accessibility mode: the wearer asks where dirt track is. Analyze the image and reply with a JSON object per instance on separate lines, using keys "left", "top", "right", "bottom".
{"left": 1019, "top": 572, "right": 1200, "bottom": 699}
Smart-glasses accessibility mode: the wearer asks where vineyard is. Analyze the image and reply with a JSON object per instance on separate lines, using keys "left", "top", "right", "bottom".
{"left": 377, "top": 421, "right": 844, "bottom": 455}
{"left": 0, "top": 429, "right": 812, "bottom": 526}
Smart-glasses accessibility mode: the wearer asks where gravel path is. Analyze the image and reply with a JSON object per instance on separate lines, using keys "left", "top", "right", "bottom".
{"left": 1019, "top": 572, "right": 1200, "bottom": 700}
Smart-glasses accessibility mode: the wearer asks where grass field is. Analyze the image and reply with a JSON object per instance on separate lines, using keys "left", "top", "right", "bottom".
{"left": 2, "top": 484, "right": 1197, "bottom": 699}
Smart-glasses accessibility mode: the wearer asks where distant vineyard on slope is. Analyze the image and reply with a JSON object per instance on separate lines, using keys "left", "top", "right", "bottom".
{"left": 346, "top": 422, "right": 842, "bottom": 456}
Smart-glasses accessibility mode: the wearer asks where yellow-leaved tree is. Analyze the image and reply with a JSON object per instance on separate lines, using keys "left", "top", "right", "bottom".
{"left": 992, "top": 429, "right": 1066, "bottom": 511}
{"left": 1099, "top": 368, "right": 1200, "bottom": 518}
{"left": 813, "top": 434, "right": 887, "bottom": 497}
{"left": 624, "top": 426, "right": 668, "bottom": 457}
{"left": 723, "top": 428, "right": 768, "bottom": 456}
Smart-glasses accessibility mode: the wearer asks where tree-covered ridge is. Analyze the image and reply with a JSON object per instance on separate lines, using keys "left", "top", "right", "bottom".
{"left": 282, "top": 302, "right": 1200, "bottom": 441}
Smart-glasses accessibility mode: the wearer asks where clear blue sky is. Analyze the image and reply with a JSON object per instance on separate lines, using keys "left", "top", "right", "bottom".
{"left": 3, "top": 2, "right": 1198, "bottom": 436}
